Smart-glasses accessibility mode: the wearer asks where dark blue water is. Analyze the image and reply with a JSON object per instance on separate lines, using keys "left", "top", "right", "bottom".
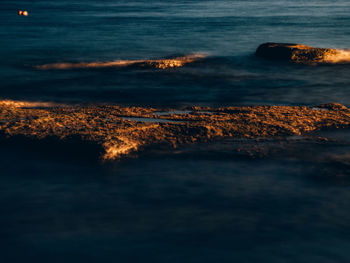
{"left": 1, "top": 136, "right": 350, "bottom": 263}
{"left": 1, "top": 1, "right": 350, "bottom": 262}
{"left": 1, "top": 0, "right": 350, "bottom": 105}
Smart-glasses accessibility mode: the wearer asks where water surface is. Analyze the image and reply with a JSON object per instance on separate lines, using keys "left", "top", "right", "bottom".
{"left": 1, "top": 0, "right": 350, "bottom": 106}
{"left": 1, "top": 1, "right": 350, "bottom": 262}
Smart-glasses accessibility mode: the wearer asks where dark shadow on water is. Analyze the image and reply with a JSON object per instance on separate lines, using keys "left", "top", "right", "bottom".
{"left": 0, "top": 133, "right": 103, "bottom": 164}
{"left": 1, "top": 140, "right": 350, "bottom": 262}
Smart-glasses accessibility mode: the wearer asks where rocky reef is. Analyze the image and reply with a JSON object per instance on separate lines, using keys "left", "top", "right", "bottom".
{"left": 1, "top": 100, "right": 350, "bottom": 160}
{"left": 35, "top": 54, "right": 206, "bottom": 70}
{"left": 256, "top": 43, "right": 350, "bottom": 64}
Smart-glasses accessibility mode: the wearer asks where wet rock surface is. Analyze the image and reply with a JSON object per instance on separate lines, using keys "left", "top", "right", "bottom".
{"left": 1, "top": 100, "right": 350, "bottom": 160}
{"left": 256, "top": 42, "right": 350, "bottom": 64}
{"left": 35, "top": 54, "right": 206, "bottom": 70}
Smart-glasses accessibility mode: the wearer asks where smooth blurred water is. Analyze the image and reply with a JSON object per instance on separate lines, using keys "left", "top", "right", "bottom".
{"left": 1, "top": 0, "right": 350, "bottom": 105}
{"left": 1, "top": 136, "right": 350, "bottom": 262}
{"left": 1, "top": 1, "right": 350, "bottom": 262}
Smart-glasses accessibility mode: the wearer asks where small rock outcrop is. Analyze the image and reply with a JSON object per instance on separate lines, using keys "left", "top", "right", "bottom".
{"left": 255, "top": 43, "right": 344, "bottom": 64}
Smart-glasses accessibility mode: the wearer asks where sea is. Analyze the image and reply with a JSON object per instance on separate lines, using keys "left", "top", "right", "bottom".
{"left": 0, "top": 0, "right": 350, "bottom": 262}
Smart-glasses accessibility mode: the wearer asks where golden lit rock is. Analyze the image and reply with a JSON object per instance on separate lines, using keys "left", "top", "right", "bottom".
{"left": 256, "top": 43, "right": 350, "bottom": 64}
{"left": 35, "top": 54, "right": 206, "bottom": 70}
{"left": 0, "top": 100, "right": 350, "bottom": 160}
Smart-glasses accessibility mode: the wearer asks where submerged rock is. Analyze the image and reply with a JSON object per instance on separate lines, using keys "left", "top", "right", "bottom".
{"left": 256, "top": 43, "right": 349, "bottom": 64}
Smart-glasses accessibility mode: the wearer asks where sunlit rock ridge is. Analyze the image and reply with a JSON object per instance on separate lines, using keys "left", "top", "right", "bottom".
{"left": 256, "top": 43, "right": 350, "bottom": 64}
{"left": 1, "top": 100, "right": 350, "bottom": 160}
{"left": 35, "top": 54, "right": 206, "bottom": 70}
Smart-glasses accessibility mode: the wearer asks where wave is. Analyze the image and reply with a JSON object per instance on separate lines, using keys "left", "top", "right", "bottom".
{"left": 35, "top": 54, "right": 207, "bottom": 70}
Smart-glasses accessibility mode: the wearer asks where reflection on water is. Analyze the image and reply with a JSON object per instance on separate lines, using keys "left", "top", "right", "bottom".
{"left": 0, "top": 130, "right": 350, "bottom": 262}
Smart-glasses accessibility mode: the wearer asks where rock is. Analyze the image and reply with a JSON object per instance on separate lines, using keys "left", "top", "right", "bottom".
{"left": 1, "top": 99, "right": 350, "bottom": 160}
{"left": 18, "top": 10, "right": 28, "bottom": 16}
{"left": 255, "top": 42, "right": 339, "bottom": 64}
{"left": 316, "top": 103, "right": 348, "bottom": 111}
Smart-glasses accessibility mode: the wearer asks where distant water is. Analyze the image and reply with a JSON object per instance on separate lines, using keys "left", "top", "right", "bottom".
{"left": 1, "top": 0, "right": 350, "bottom": 106}
{"left": 1, "top": 1, "right": 350, "bottom": 262}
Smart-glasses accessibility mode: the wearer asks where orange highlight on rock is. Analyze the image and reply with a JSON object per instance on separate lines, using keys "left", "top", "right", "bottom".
{"left": 18, "top": 10, "right": 28, "bottom": 16}
{"left": 0, "top": 100, "right": 349, "bottom": 160}
{"left": 36, "top": 54, "right": 207, "bottom": 70}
